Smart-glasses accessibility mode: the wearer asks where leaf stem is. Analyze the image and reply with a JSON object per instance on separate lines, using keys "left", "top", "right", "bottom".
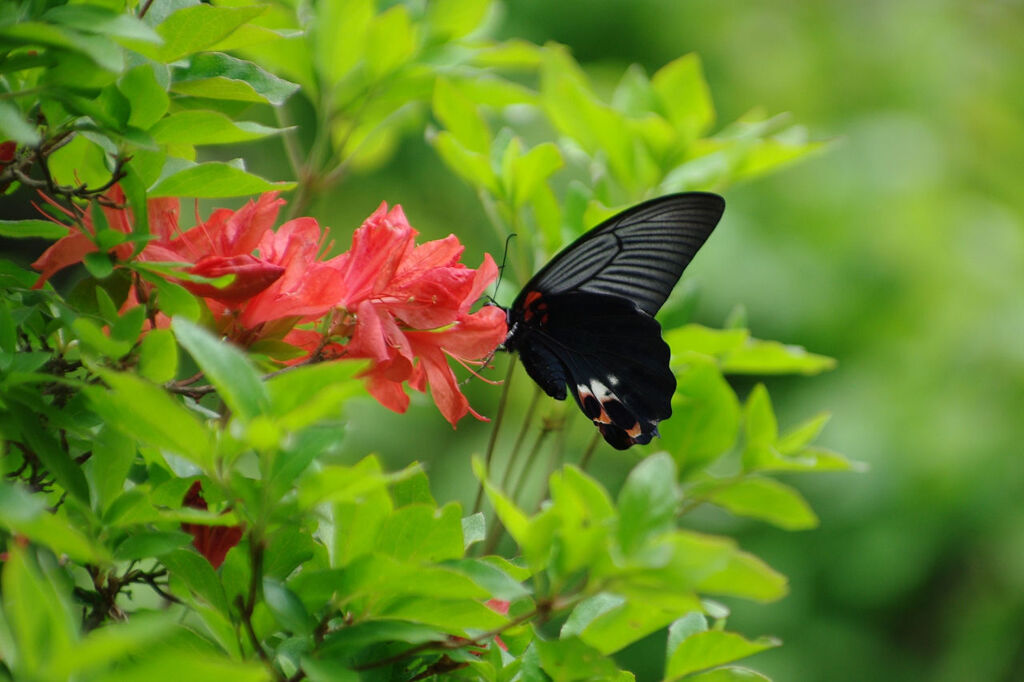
{"left": 472, "top": 354, "right": 517, "bottom": 514}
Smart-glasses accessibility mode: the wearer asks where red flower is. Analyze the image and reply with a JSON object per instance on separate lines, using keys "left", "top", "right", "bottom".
{"left": 319, "top": 202, "right": 507, "bottom": 426}
{"left": 181, "top": 481, "right": 243, "bottom": 569}
{"left": 30, "top": 188, "right": 287, "bottom": 306}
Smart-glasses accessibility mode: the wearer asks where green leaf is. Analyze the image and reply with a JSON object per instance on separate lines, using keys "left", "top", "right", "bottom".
{"left": 441, "top": 558, "right": 530, "bottom": 602}
{"left": 510, "top": 142, "right": 563, "bottom": 207}
{"left": 20, "top": 417, "right": 90, "bottom": 504}
{"left": 536, "top": 636, "right": 622, "bottom": 682}
{"left": 150, "top": 110, "right": 283, "bottom": 145}
{"left": 87, "top": 370, "right": 214, "bottom": 468}
{"left": 683, "top": 666, "right": 772, "bottom": 682}
{"left": 380, "top": 597, "right": 506, "bottom": 634}
{"left": 119, "top": 64, "right": 170, "bottom": 130}
{"left": 0, "top": 483, "right": 108, "bottom": 563}
{"left": 44, "top": 5, "right": 161, "bottom": 44}
{"left": 150, "top": 276, "right": 201, "bottom": 321}
{"left": 777, "top": 412, "right": 831, "bottom": 455}
{"left": 134, "top": 5, "right": 267, "bottom": 62}
{"left": 263, "top": 577, "right": 311, "bottom": 635}
{"left": 697, "top": 549, "right": 788, "bottom": 603}
{"left": 651, "top": 54, "right": 715, "bottom": 142}
{"left": 426, "top": 0, "right": 490, "bottom": 39}
{"left": 91, "top": 425, "right": 136, "bottom": 514}
{"left": 138, "top": 328, "right": 178, "bottom": 383}
{"left": 665, "top": 630, "right": 780, "bottom": 679}
{"left": 0, "top": 218, "right": 68, "bottom": 240}
{"left": 0, "top": 101, "right": 40, "bottom": 146}
{"left": 111, "top": 305, "right": 146, "bottom": 346}
{"left": 375, "top": 502, "right": 465, "bottom": 563}
{"left": 149, "top": 161, "right": 295, "bottom": 197}
{"left": 1, "top": 546, "right": 78, "bottom": 678}
{"left": 0, "top": 21, "right": 123, "bottom": 72}
{"left": 666, "top": 324, "right": 748, "bottom": 358}
{"left": 172, "top": 52, "right": 300, "bottom": 105}
{"left": 114, "top": 530, "right": 193, "bottom": 560}
{"left": 83, "top": 252, "right": 115, "bottom": 280}
{"left": 431, "top": 130, "right": 500, "bottom": 194}
{"left": 49, "top": 614, "right": 175, "bottom": 680}
{"left": 161, "top": 548, "right": 231, "bottom": 615}
{"left": 462, "top": 513, "right": 486, "bottom": 548}
{"left": 617, "top": 453, "right": 679, "bottom": 554}
{"left": 265, "top": 361, "right": 364, "bottom": 431}
{"left": 172, "top": 317, "right": 269, "bottom": 421}
{"left": 472, "top": 456, "right": 530, "bottom": 552}
{"left": 721, "top": 338, "right": 836, "bottom": 375}
{"left": 667, "top": 612, "right": 708, "bottom": 660}
{"left": 744, "top": 385, "right": 777, "bottom": 448}
{"left": 707, "top": 477, "right": 819, "bottom": 530}
{"left": 313, "top": 0, "right": 373, "bottom": 84}
{"left": 661, "top": 354, "right": 740, "bottom": 474}
{"left": 365, "top": 5, "right": 417, "bottom": 79}
{"left": 434, "top": 77, "right": 491, "bottom": 154}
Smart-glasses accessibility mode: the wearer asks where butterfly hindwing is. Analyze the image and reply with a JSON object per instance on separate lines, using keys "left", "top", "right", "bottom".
{"left": 508, "top": 293, "right": 674, "bottom": 449}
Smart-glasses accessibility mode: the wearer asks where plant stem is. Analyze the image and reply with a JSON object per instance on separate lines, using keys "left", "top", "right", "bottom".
{"left": 473, "top": 354, "right": 517, "bottom": 514}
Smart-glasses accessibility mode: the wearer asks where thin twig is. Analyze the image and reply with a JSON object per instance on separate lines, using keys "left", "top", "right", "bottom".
{"left": 472, "top": 355, "right": 517, "bottom": 514}
{"left": 577, "top": 431, "right": 602, "bottom": 471}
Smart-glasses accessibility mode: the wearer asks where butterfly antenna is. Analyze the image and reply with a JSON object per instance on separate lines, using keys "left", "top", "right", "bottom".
{"left": 487, "top": 232, "right": 517, "bottom": 305}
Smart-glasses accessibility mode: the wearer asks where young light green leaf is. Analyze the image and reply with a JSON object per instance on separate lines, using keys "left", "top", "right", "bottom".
{"left": 365, "top": 5, "right": 417, "bottom": 79}
{"left": 150, "top": 110, "right": 284, "bottom": 145}
{"left": 511, "top": 142, "right": 562, "bottom": 207}
{"left": 161, "top": 548, "right": 231, "bottom": 615}
{"left": 722, "top": 338, "right": 836, "bottom": 375}
{"left": 697, "top": 549, "right": 788, "bottom": 603}
{"left": 138, "top": 328, "right": 178, "bottom": 383}
{"left": 426, "top": 0, "right": 490, "bottom": 39}
{"left": 666, "top": 630, "right": 779, "bottom": 680}
{"left": 131, "top": 5, "right": 266, "bottom": 62}
{"left": 651, "top": 53, "right": 714, "bottom": 143}
{"left": 434, "top": 77, "right": 491, "bottom": 154}
{"left": 707, "top": 477, "right": 819, "bottom": 530}
{"left": 617, "top": 453, "right": 679, "bottom": 554}
{"left": 431, "top": 131, "right": 500, "bottom": 195}
{"left": 535, "top": 636, "right": 622, "bottom": 682}
{"left": 776, "top": 412, "right": 831, "bottom": 455}
{"left": 744, "top": 384, "right": 777, "bottom": 447}
{"left": 149, "top": 161, "right": 295, "bottom": 198}
{"left": 660, "top": 354, "right": 740, "bottom": 474}
{"left": 172, "top": 317, "right": 269, "bottom": 421}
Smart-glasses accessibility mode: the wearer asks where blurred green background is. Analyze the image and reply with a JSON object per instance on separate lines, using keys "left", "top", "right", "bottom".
{"left": 290, "top": 1, "right": 1024, "bottom": 679}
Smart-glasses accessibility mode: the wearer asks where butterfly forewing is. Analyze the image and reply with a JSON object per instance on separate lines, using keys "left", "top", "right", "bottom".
{"left": 515, "top": 192, "right": 725, "bottom": 317}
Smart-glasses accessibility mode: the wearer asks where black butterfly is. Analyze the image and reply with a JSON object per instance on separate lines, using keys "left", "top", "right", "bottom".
{"left": 501, "top": 193, "right": 725, "bottom": 449}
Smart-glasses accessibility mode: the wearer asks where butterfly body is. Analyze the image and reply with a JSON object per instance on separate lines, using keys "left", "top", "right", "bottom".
{"left": 501, "top": 193, "right": 725, "bottom": 450}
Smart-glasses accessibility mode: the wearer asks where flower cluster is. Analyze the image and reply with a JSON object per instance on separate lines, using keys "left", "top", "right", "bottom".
{"left": 32, "top": 191, "right": 507, "bottom": 426}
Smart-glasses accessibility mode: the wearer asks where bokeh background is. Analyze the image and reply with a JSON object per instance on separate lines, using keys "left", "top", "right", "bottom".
{"left": 306, "top": 1, "right": 1024, "bottom": 679}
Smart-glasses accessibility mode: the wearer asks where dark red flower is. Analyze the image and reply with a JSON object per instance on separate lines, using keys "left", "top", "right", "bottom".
{"left": 181, "top": 481, "right": 243, "bottom": 569}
